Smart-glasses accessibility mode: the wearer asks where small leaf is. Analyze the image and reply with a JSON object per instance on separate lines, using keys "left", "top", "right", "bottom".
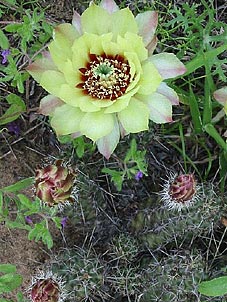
{"left": 0, "top": 273, "right": 22, "bottom": 294}
{"left": 0, "top": 94, "right": 26, "bottom": 125}
{"left": 4, "top": 24, "right": 21, "bottom": 33}
{"left": 42, "top": 229, "right": 54, "bottom": 249}
{"left": 51, "top": 216, "right": 62, "bottom": 229}
{"left": 102, "top": 168, "right": 124, "bottom": 191}
{"left": 198, "top": 276, "right": 227, "bottom": 297}
{"left": 28, "top": 222, "right": 54, "bottom": 249}
{"left": 5, "top": 220, "right": 30, "bottom": 230}
{"left": 0, "top": 30, "right": 9, "bottom": 49}
{"left": 17, "top": 194, "right": 32, "bottom": 209}
{"left": 16, "top": 292, "right": 25, "bottom": 302}
{"left": 73, "top": 137, "right": 85, "bottom": 158}
{"left": 0, "top": 264, "right": 16, "bottom": 274}
{"left": 6, "top": 93, "right": 25, "bottom": 108}
{"left": 0, "top": 177, "right": 34, "bottom": 193}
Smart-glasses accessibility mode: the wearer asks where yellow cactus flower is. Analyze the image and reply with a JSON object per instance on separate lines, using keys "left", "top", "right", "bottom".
{"left": 27, "top": 0, "right": 186, "bottom": 158}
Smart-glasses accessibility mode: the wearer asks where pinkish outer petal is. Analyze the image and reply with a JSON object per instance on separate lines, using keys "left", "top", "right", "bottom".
{"left": 71, "top": 132, "right": 82, "bottom": 139}
{"left": 97, "top": 117, "right": 120, "bottom": 159}
{"left": 147, "top": 36, "right": 158, "bottom": 56}
{"left": 39, "top": 95, "right": 64, "bottom": 116}
{"left": 51, "top": 104, "right": 84, "bottom": 136}
{"left": 54, "top": 23, "right": 80, "bottom": 43}
{"left": 99, "top": 0, "right": 119, "bottom": 13}
{"left": 224, "top": 130, "right": 227, "bottom": 137}
{"left": 136, "top": 11, "right": 158, "bottom": 46}
{"left": 148, "top": 93, "right": 172, "bottom": 123}
{"left": 213, "top": 87, "right": 227, "bottom": 106}
{"left": 137, "top": 93, "right": 172, "bottom": 123}
{"left": 72, "top": 10, "right": 82, "bottom": 35}
{"left": 150, "top": 53, "right": 187, "bottom": 79}
{"left": 119, "top": 121, "right": 127, "bottom": 138}
{"left": 157, "top": 82, "right": 179, "bottom": 105}
{"left": 26, "top": 53, "right": 57, "bottom": 82}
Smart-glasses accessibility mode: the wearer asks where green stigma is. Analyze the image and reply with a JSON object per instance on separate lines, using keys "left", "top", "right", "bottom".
{"left": 94, "top": 63, "right": 113, "bottom": 79}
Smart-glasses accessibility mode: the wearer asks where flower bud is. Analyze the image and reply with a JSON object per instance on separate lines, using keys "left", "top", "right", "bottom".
{"left": 35, "top": 160, "right": 75, "bottom": 206}
{"left": 31, "top": 278, "right": 60, "bottom": 302}
{"left": 169, "top": 174, "right": 196, "bottom": 203}
{"left": 161, "top": 173, "right": 197, "bottom": 211}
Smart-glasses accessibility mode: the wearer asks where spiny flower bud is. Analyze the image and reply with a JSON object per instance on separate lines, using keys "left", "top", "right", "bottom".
{"left": 169, "top": 174, "right": 196, "bottom": 202}
{"left": 31, "top": 278, "right": 60, "bottom": 302}
{"left": 160, "top": 173, "right": 197, "bottom": 211}
{"left": 35, "top": 160, "right": 76, "bottom": 207}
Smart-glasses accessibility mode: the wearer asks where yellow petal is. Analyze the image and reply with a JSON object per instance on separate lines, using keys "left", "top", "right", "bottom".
{"left": 111, "top": 8, "right": 138, "bottom": 40}
{"left": 26, "top": 53, "right": 57, "bottom": 82}
{"left": 51, "top": 104, "right": 84, "bottom": 136}
{"left": 138, "top": 61, "right": 162, "bottom": 95}
{"left": 58, "top": 84, "right": 81, "bottom": 107}
{"left": 40, "top": 70, "right": 66, "bottom": 96}
{"left": 80, "top": 110, "right": 115, "bottom": 141}
{"left": 49, "top": 41, "right": 71, "bottom": 72}
{"left": 81, "top": 4, "right": 111, "bottom": 35}
{"left": 117, "top": 33, "right": 147, "bottom": 62}
{"left": 118, "top": 97, "right": 149, "bottom": 133}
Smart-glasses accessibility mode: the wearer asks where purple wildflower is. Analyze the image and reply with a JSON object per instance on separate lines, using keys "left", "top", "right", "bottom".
{"left": 7, "top": 121, "right": 20, "bottom": 137}
{"left": 135, "top": 171, "right": 143, "bottom": 181}
{"left": 25, "top": 216, "right": 33, "bottom": 224}
{"left": 61, "top": 217, "right": 68, "bottom": 228}
{"left": 1, "top": 49, "right": 10, "bottom": 64}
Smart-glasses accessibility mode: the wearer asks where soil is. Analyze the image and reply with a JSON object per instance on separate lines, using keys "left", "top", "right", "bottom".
{"left": 0, "top": 147, "right": 55, "bottom": 299}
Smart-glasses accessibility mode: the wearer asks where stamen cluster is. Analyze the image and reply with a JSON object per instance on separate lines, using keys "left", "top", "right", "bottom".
{"left": 77, "top": 53, "right": 131, "bottom": 100}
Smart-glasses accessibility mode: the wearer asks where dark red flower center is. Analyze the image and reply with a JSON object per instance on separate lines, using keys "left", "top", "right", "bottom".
{"left": 76, "top": 53, "right": 131, "bottom": 101}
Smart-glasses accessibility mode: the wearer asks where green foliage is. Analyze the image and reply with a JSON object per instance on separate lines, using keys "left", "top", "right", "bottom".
{"left": 0, "top": 30, "right": 9, "bottom": 49}
{"left": 0, "top": 264, "right": 26, "bottom": 302}
{"left": 154, "top": 0, "right": 227, "bottom": 188}
{"left": 0, "top": 94, "right": 26, "bottom": 125}
{"left": 102, "top": 138, "right": 148, "bottom": 191}
{"left": 0, "top": 178, "right": 64, "bottom": 249}
{"left": 0, "top": 2, "right": 53, "bottom": 125}
{"left": 28, "top": 220, "right": 53, "bottom": 249}
{"left": 199, "top": 276, "right": 227, "bottom": 297}
{"left": 4, "top": 8, "right": 52, "bottom": 53}
{"left": 0, "top": 177, "right": 34, "bottom": 193}
{"left": 58, "top": 135, "right": 96, "bottom": 158}
{"left": 0, "top": 264, "right": 22, "bottom": 294}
